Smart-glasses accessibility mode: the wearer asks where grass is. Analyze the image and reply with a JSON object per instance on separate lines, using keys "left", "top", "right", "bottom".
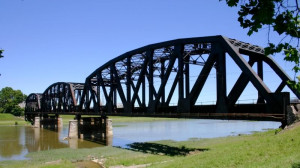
{"left": 0, "top": 113, "right": 30, "bottom": 126}
{"left": 0, "top": 113, "right": 23, "bottom": 121}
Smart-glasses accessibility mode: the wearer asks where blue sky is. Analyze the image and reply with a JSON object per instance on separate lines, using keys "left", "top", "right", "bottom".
{"left": 0, "top": 0, "right": 297, "bottom": 102}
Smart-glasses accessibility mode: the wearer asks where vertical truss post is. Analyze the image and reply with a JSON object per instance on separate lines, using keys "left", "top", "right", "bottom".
{"left": 161, "top": 59, "right": 165, "bottom": 105}
{"left": 108, "top": 66, "right": 114, "bottom": 113}
{"left": 185, "top": 55, "right": 190, "bottom": 98}
{"left": 62, "top": 85, "right": 66, "bottom": 112}
{"left": 97, "top": 84, "right": 101, "bottom": 112}
{"left": 176, "top": 44, "right": 188, "bottom": 113}
{"left": 126, "top": 57, "right": 132, "bottom": 113}
{"left": 58, "top": 85, "right": 61, "bottom": 112}
{"left": 147, "top": 50, "right": 154, "bottom": 113}
{"left": 257, "top": 60, "right": 265, "bottom": 103}
{"left": 178, "top": 45, "right": 184, "bottom": 101}
{"left": 113, "top": 77, "right": 117, "bottom": 112}
{"left": 53, "top": 87, "right": 56, "bottom": 112}
{"left": 113, "top": 91, "right": 117, "bottom": 110}
{"left": 142, "top": 75, "right": 146, "bottom": 108}
{"left": 85, "top": 84, "right": 90, "bottom": 112}
{"left": 215, "top": 42, "right": 228, "bottom": 113}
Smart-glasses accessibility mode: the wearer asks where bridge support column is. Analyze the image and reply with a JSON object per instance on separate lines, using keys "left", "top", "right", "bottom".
{"left": 68, "top": 120, "right": 78, "bottom": 139}
{"left": 40, "top": 115, "right": 62, "bottom": 129}
{"left": 57, "top": 117, "right": 63, "bottom": 128}
{"left": 71, "top": 116, "right": 113, "bottom": 145}
{"left": 105, "top": 118, "right": 113, "bottom": 137}
{"left": 34, "top": 116, "right": 40, "bottom": 128}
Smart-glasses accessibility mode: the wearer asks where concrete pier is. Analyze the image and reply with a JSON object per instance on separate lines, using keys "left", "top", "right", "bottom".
{"left": 40, "top": 115, "right": 63, "bottom": 130}
{"left": 106, "top": 119, "right": 113, "bottom": 136}
{"left": 68, "top": 120, "right": 78, "bottom": 139}
{"left": 57, "top": 117, "right": 63, "bottom": 128}
{"left": 67, "top": 116, "right": 113, "bottom": 145}
{"left": 34, "top": 117, "right": 40, "bottom": 128}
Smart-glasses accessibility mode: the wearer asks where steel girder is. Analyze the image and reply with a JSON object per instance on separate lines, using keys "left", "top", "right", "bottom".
{"left": 25, "top": 93, "right": 43, "bottom": 112}
{"left": 80, "top": 35, "right": 299, "bottom": 115}
{"left": 25, "top": 93, "right": 42, "bottom": 121}
{"left": 41, "top": 82, "right": 84, "bottom": 113}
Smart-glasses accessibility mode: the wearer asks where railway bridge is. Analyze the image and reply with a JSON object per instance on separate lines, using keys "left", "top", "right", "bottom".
{"left": 25, "top": 35, "right": 300, "bottom": 129}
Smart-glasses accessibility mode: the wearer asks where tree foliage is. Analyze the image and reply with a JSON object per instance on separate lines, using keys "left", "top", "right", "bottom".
{"left": 222, "top": 0, "right": 300, "bottom": 90}
{"left": 0, "top": 87, "right": 27, "bottom": 116}
{"left": 0, "top": 49, "right": 3, "bottom": 58}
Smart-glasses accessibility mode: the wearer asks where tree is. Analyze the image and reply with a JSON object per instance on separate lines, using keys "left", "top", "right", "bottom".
{"left": 0, "top": 50, "right": 3, "bottom": 77}
{"left": 0, "top": 50, "right": 3, "bottom": 59}
{"left": 222, "top": 0, "right": 300, "bottom": 90}
{"left": 0, "top": 87, "right": 27, "bottom": 116}
{"left": 0, "top": 50, "right": 4, "bottom": 58}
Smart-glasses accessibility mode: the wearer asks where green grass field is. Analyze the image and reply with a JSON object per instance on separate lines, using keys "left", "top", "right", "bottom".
{"left": 0, "top": 113, "right": 29, "bottom": 126}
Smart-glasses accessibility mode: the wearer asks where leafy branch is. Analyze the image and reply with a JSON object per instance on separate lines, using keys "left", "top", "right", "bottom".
{"left": 222, "top": 0, "right": 300, "bottom": 90}
{"left": 0, "top": 50, "right": 3, "bottom": 59}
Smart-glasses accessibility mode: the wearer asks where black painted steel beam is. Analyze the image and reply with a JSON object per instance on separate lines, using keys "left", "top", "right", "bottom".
{"left": 227, "top": 59, "right": 255, "bottom": 107}
{"left": 189, "top": 54, "right": 216, "bottom": 106}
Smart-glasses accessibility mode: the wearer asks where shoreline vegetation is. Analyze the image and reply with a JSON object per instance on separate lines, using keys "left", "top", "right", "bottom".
{"left": 0, "top": 114, "right": 299, "bottom": 168}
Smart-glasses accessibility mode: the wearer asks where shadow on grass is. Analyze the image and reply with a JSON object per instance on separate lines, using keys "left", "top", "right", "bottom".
{"left": 292, "top": 162, "right": 300, "bottom": 168}
{"left": 122, "top": 142, "right": 209, "bottom": 156}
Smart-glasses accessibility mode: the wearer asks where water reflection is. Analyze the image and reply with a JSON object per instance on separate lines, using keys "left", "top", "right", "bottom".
{"left": 0, "top": 125, "right": 106, "bottom": 161}
{"left": 0, "top": 127, "right": 23, "bottom": 159}
{"left": 25, "top": 127, "right": 68, "bottom": 152}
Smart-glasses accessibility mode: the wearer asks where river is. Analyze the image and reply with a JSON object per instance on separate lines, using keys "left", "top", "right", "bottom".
{"left": 0, "top": 119, "right": 280, "bottom": 161}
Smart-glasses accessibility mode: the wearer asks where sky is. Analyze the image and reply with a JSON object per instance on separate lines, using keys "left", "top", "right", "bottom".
{"left": 0, "top": 0, "right": 298, "bottom": 103}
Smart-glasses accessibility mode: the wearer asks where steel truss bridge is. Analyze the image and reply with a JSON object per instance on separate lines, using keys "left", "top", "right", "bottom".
{"left": 25, "top": 35, "right": 300, "bottom": 123}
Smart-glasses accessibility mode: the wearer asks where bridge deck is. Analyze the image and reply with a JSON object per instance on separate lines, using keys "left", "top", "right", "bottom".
{"left": 25, "top": 104, "right": 285, "bottom": 121}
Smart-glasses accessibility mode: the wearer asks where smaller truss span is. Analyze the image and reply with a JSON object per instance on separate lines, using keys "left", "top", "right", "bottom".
{"left": 41, "top": 82, "right": 84, "bottom": 113}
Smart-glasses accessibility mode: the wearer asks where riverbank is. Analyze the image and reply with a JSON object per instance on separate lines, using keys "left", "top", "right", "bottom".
{"left": 0, "top": 114, "right": 299, "bottom": 167}
{"left": 0, "top": 113, "right": 29, "bottom": 126}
